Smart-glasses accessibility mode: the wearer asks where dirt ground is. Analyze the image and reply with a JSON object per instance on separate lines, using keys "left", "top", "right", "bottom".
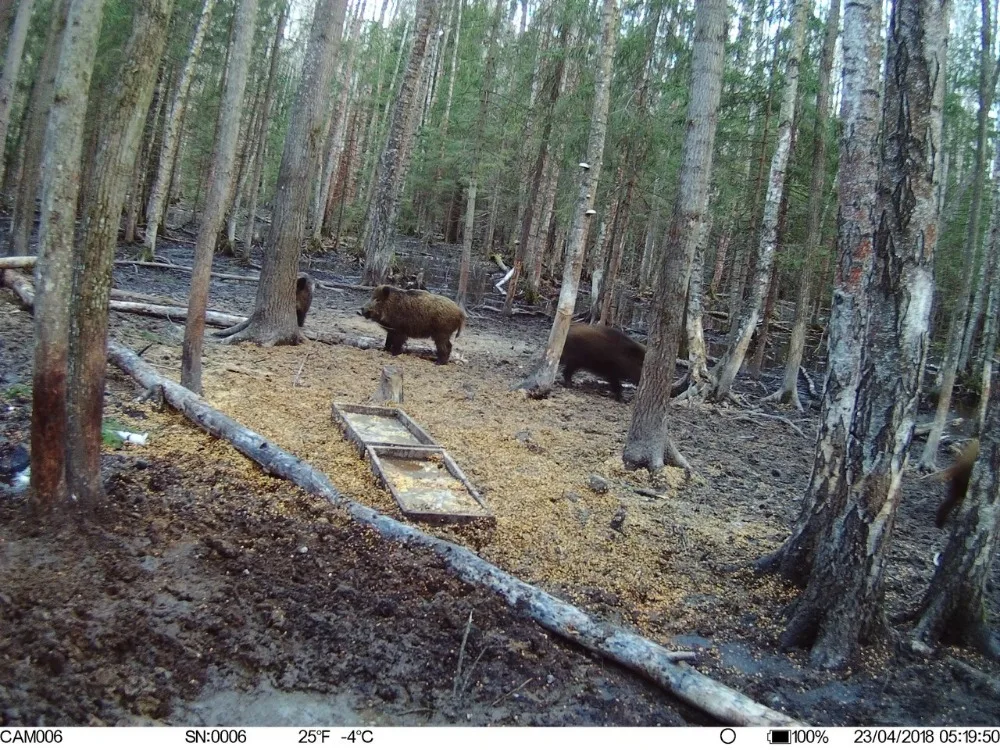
{"left": 1, "top": 238, "right": 999, "bottom": 727}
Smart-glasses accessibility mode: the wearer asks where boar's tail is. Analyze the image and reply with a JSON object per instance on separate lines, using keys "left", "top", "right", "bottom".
{"left": 456, "top": 305, "right": 467, "bottom": 338}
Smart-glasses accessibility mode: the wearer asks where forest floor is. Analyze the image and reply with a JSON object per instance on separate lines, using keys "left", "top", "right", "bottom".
{"left": 0, "top": 237, "right": 998, "bottom": 727}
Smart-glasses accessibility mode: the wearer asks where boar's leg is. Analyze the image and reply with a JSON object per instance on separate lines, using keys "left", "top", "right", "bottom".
{"left": 610, "top": 378, "right": 625, "bottom": 401}
{"left": 432, "top": 334, "right": 452, "bottom": 365}
{"left": 384, "top": 331, "right": 406, "bottom": 355}
{"left": 562, "top": 365, "right": 576, "bottom": 387}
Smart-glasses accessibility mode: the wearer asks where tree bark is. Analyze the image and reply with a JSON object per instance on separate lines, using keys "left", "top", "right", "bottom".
{"left": 142, "top": 0, "right": 218, "bottom": 259}
{"left": 919, "top": 0, "right": 994, "bottom": 468}
{"left": 225, "top": 0, "right": 346, "bottom": 345}
{"left": 29, "top": 0, "right": 104, "bottom": 514}
{"left": 242, "top": 1, "right": 288, "bottom": 261}
{"left": 66, "top": 0, "right": 175, "bottom": 510}
{"left": 517, "top": 0, "right": 618, "bottom": 398}
{"left": 0, "top": 0, "right": 35, "bottom": 194}
{"left": 708, "top": 0, "right": 809, "bottom": 401}
{"left": 755, "top": 0, "right": 884, "bottom": 587}
{"left": 360, "top": 0, "right": 437, "bottom": 285}
{"left": 767, "top": 0, "right": 840, "bottom": 409}
{"left": 622, "top": 0, "right": 726, "bottom": 471}
{"left": 775, "top": 0, "right": 949, "bottom": 669}
{"left": 909, "top": 364, "right": 1000, "bottom": 658}
{"left": 9, "top": 0, "right": 70, "bottom": 258}
{"left": 180, "top": 0, "right": 259, "bottom": 393}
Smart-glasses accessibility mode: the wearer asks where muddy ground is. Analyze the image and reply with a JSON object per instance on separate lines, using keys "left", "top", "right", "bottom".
{"left": 1, "top": 236, "right": 998, "bottom": 727}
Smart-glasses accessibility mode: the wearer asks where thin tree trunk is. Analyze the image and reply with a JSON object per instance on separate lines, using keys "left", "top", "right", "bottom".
{"left": 621, "top": 0, "right": 726, "bottom": 471}
{"left": 225, "top": 0, "right": 346, "bottom": 345}
{"left": 143, "top": 0, "right": 218, "bottom": 259}
{"left": 10, "top": 0, "right": 69, "bottom": 258}
{"left": 67, "top": 0, "right": 175, "bottom": 510}
{"left": 242, "top": 1, "right": 288, "bottom": 261}
{"left": 517, "top": 0, "right": 618, "bottom": 398}
{"left": 767, "top": 0, "right": 840, "bottom": 409}
{"left": 360, "top": 0, "right": 437, "bottom": 285}
{"left": 708, "top": 0, "right": 809, "bottom": 401}
{"left": 181, "top": 0, "right": 258, "bottom": 393}
{"left": 920, "top": 0, "right": 995, "bottom": 468}
{"left": 29, "top": 0, "right": 104, "bottom": 514}
{"left": 0, "top": 0, "right": 35, "bottom": 195}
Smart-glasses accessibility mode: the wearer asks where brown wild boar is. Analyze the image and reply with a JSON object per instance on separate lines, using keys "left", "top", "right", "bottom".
{"left": 560, "top": 323, "right": 645, "bottom": 401}
{"left": 296, "top": 273, "right": 315, "bottom": 327}
{"left": 935, "top": 438, "right": 980, "bottom": 528}
{"left": 360, "top": 285, "right": 465, "bottom": 365}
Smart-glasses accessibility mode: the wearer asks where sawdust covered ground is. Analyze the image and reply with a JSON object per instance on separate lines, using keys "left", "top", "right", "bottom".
{"left": 2, "top": 243, "right": 999, "bottom": 726}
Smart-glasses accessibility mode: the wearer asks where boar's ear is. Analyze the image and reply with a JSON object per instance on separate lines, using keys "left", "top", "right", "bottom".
{"left": 376, "top": 285, "right": 391, "bottom": 300}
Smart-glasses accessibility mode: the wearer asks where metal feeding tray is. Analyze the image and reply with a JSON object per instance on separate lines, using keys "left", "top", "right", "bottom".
{"left": 366, "top": 445, "right": 493, "bottom": 524}
{"left": 332, "top": 403, "right": 439, "bottom": 457}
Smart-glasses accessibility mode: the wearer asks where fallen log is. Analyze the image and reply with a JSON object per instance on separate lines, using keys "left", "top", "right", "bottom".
{"left": 114, "top": 259, "right": 260, "bottom": 283}
{"left": 106, "top": 337, "right": 803, "bottom": 728}
{"left": 1, "top": 269, "right": 36, "bottom": 303}
{"left": 108, "top": 300, "right": 246, "bottom": 328}
{"left": 109, "top": 288, "right": 184, "bottom": 306}
{"left": 0, "top": 256, "right": 36, "bottom": 269}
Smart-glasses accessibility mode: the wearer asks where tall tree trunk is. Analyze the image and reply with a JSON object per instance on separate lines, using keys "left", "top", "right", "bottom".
{"left": 457, "top": 0, "right": 503, "bottom": 306}
{"left": 360, "top": 0, "right": 437, "bottom": 285}
{"left": 242, "top": 0, "right": 288, "bottom": 261}
{"left": 0, "top": 0, "right": 35, "bottom": 195}
{"left": 621, "top": 0, "right": 726, "bottom": 471}
{"left": 224, "top": 0, "right": 346, "bottom": 345}
{"left": 181, "top": 0, "right": 258, "bottom": 393}
{"left": 920, "top": 0, "right": 994, "bottom": 469}
{"left": 772, "top": 0, "right": 949, "bottom": 670}
{"left": 708, "top": 0, "right": 809, "bottom": 401}
{"left": 599, "top": 173, "right": 635, "bottom": 326}
{"left": 516, "top": 0, "right": 618, "bottom": 398}
{"left": 909, "top": 360, "right": 1000, "bottom": 658}
{"left": 755, "top": 0, "right": 884, "bottom": 587}
{"left": 142, "top": 0, "right": 218, "bottom": 259}
{"left": 67, "top": 0, "right": 175, "bottom": 510}
{"left": 29, "top": 0, "right": 105, "bottom": 514}
{"left": 10, "top": 0, "right": 70, "bottom": 257}
{"left": 685, "top": 226, "right": 711, "bottom": 390}
{"left": 767, "top": 0, "right": 840, "bottom": 409}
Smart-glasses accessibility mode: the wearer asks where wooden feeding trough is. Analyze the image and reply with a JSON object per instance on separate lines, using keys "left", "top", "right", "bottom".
{"left": 331, "top": 403, "right": 439, "bottom": 457}
{"left": 366, "top": 445, "right": 493, "bottom": 524}
{"left": 332, "top": 403, "right": 493, "bottom": 524}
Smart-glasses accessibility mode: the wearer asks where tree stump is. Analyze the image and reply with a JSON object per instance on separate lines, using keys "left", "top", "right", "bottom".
{"left": 372, "top": 366, "right": 404, "bottom": 404}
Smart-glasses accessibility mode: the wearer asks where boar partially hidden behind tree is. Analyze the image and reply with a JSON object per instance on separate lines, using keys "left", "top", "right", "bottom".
{"left": 935, "top": 439, "right": 979, "bottom": 528}
{"left": 296, "top": 273, "right": 315, "bottom": 327}
{"left": 560, "top": 323, "right": 645, "bottom": 401}
{"left": 360, "top": 284, "right": 465, "bottom": 365}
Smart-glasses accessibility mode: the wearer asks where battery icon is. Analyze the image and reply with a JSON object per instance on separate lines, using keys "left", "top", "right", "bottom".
{"left": 768, "top": 730, "right": 791, "bottom": 744}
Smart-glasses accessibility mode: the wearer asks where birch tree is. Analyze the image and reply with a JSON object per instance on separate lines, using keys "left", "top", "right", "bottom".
{"left": 517, "top": 0, "right": 618, "bottom": 398}
{"left": 766, "top": 0, "right": 840, "bottom": 409}
{"left": 764, "top": 0, "right": 950, "bottom": 669}
{"left": 707, "top": 0, "right": 810, "bottom": 402}
{"left": 622, "top": 0, "right": 727, "bottom": 472}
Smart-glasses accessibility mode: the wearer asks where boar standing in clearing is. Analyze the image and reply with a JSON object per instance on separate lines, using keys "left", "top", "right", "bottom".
{"left": 360, "top": 284, "right": 466, "bottom": 365}
{"left": 935, "top": 439, "right": 979, "bottom": 528}
{"left": 560, "top": 323, "right": 645, "bottom": 401}
{"left": 296, "top": 273, "right": 315, "bottom": 327}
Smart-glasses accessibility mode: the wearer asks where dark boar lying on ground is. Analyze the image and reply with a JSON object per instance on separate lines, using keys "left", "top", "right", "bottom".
{"left": 935, "top": 438, "right": 979, "bottom": 528}
{"left": 560, "top": 323, "right": 645, "bottom": 401}
{"left": 296, "top": 273, "right": 315, "bottom": 327}
{"left": 360, "top": 284, "right": 466, "bottom": 365}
